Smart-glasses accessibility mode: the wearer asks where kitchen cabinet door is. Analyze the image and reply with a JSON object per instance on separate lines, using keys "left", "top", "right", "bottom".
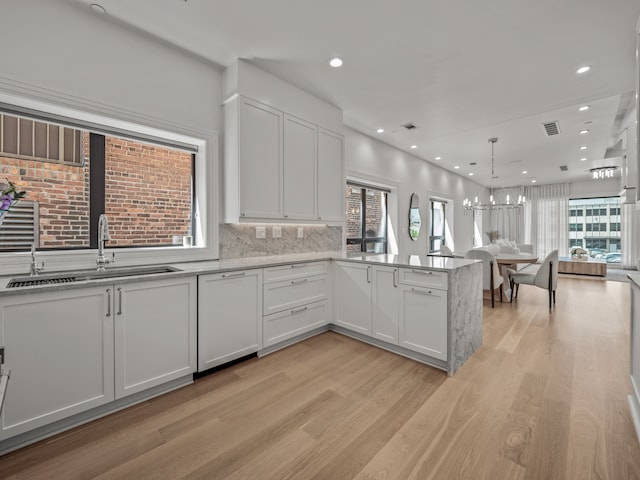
{"left": 284, "top": 114, "right": 317, "bottom": 220}
{"left": 398, "top": 285, "right": 447, "bottom": 360}
{"left": 372, "top": 266, "right": 399, "bottom": 344}
{"left": 0, "top": 287, "right": 113, "bottom": 440}
{"left": 317, "top": 128, "right": 344, "bottom": 222}
{"left": 198, "top": 269, "right": 262, "bottom": 371}
{"left": 334, "top": 261, "right": 372, "bottom": 335}
{"left": 238, "top": 97, "right": 284, "bottom": 219}
{"left": 114, "top": 277, "right": 196, "bottom": 399}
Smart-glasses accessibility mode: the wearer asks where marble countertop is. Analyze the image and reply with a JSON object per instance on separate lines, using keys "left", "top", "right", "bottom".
{"left": 0, "top": 251, "right": 479, "bottom": 297}
{"left": 629, "top": 273, "right": 640, "bottom": 288}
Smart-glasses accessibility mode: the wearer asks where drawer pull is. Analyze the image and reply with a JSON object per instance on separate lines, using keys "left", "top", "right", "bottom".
{"left": 222, "top": 272, "right": 246, "bottom": 279}
{"left": 290, "top": 278, "right": 308, "bottom": 285}
{"left": 117, "top": 288, "right": 123, "bottom": 315}
{"left": 106, "top": 289, "right": 111, "bottom": 317}
{"left": 291, "top": 306, "right": 308, "bottom": 314}
{"left": 290, "top": 263, "right": 308, "bottom": 269}
{"left": 412, "top": 269, "right": 433, "bottom": 275}
{"left": 411, "top": 288, "right": 433, "bottom": 295}
{"left": 393, "top": 268, "right": 398, "bottom": 287}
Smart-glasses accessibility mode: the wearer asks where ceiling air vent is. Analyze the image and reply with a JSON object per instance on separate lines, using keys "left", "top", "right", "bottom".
{"left": 542, "top": 121, "right": 560, "bottom": 136}
{"left": 560, "top": 165, "right": 568, "bottom": 171}
{"left": 401, "top": 122, "right": 417, "bottom": 130}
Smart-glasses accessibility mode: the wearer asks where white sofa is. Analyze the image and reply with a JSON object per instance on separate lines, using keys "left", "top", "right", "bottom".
{"left": 476, "top": 240, "right": 532, "bottom": 255}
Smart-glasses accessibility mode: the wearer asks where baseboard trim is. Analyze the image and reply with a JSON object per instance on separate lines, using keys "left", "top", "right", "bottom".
{"left": 629, "top": 375, "right": 640, "bottom": 444}
{"left": 0, "top": 375, "right": 193, "bottom": 456}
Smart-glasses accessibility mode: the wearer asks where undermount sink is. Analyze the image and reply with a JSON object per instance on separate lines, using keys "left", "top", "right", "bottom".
{"left": 6, "top": 265, "right": 181, "bottom": 288}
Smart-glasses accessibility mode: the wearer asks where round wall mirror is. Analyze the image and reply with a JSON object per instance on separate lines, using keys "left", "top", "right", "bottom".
{"left": 409, "top": 193, "right": 421, "bottom": 241}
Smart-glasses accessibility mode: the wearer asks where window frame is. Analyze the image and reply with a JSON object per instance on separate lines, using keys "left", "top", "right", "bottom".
{"left": 345, "top": 182, "right": 389, "bottom": 254}
{"left": 0, "top": 90, "right": 218, "bottom": 274}
{"left": 429, "top": 199, "right": 447, "bottom": 253}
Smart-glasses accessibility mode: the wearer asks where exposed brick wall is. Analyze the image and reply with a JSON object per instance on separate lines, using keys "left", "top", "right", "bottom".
{"left": 0, "top": 154, "right": 90, "bottom": 248}
{"left": 1, "top": 132, "right": 192, "bottom": 249}
{"left": 104, "top": 137, "right": 191, "bottom": 246}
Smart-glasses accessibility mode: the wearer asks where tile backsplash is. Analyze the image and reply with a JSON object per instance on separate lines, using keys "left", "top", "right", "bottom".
{"left": 220, "top": 224, "right": 343, "bottom": 259}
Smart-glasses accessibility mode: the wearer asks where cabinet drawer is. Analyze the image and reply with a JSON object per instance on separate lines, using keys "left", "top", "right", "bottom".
{"left": 263, "top": 275, "right": 327, "bottom": 315}
{"left": 263, "top": 300, "right": 327, "bottom": 347}
{"left": 399, "top": 268, "right": 448, "bottom": 290}
{"left": 263, "top": 261, "right": 328, "bottom": 283}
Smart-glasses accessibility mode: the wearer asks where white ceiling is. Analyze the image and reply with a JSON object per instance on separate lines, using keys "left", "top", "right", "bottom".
{"left": 75, "top": 0, "right": 640, "bottom": 188}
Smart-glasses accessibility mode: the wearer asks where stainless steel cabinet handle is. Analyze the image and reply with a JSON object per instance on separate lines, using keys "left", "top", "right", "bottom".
{"left": 411, "top": 288, "right": 433, "bottom": 295}
{"left": 291, "top": 278, "right": 308, "bottom": 285}
{"left": 290, "top": 263, "right": 307, "bottom": 269}
{"left": 291, "top": 306, "right": 308, "bottom": 314}
{"left": 117, "top": 288, "right": 122, "bottom": 315}
{"left": 106, "top": 289, "right": 111, "bottom": 317}
{"left": 222, "top": 272, "right": 246, "bottom": 279}
{"left": 393, "top": 268, "right": 398, "bottom": 287}
{"left": 367, "top": 265, "right": 371, "bottom": 283}
{"left": 412, "top": 269, "right": 433, "bottom": 275}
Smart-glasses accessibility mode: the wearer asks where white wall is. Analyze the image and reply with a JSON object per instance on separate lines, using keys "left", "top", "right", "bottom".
{"left": 344, "top": 127, "right": 486, "bottom": 256}
{"left": 0, "top": 0, "right": 222, "bottom": 133}
{"left": 569, "top": 178, "right": 620, "bottom": 198}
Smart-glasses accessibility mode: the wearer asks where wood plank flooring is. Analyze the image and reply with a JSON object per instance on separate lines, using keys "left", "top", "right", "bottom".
{"left": 1, "top": 276, "right": 639, "bottom": 479}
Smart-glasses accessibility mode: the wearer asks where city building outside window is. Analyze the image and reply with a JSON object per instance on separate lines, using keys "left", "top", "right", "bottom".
{"left": 567, "top": 197, "right": 621, "bottom": 262}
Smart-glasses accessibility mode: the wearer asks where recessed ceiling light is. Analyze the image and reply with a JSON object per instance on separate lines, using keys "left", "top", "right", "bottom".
{"left": 90, "top": 3, "right": 107, "bottom": 14}
{"left": 410, "top": 145, "right": 417, "bottom": 149}
{"left": 435, "top": 156, "right": 441, "bottom": 160}
{"left": 579, "top": 105, "right": 590, "bottom": 111}
{"left": 376, "top": 128, "right": 384, "bottom": 133}
{"left": 531, "top": 179, "right": 537, "bottom": 183}
{"left": 580, "top": 145, "right": 588, "bottom": 150}
{"left": 580, "top": 157, "right": 587, "bottom": 161}
{"left": 454, "top": 165, "right": 460, "bottom": 169}
{"left": 579, "top": 129, "right": 590, "bottom": 135}
{"left": 522, "top": 170, "right": 528, "bottom": 174}
{"left": 576, "top": 65, "right": 591, "bottom": 74}
{"left": 468, "top": 172, "right": 474, "bottom": 176}
{"left": 329, "top": 57, "right": 343, "bottom": 68}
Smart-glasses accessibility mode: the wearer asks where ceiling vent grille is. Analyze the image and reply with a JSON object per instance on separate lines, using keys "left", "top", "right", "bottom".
{"left": 560, "top": 165, "right": 568, "bottom": 171}
{"left": 543, "top": 121, "right": 560, "bottom": 136}
{"left": 401, "top": 122, "right": 417, "bottom": 130}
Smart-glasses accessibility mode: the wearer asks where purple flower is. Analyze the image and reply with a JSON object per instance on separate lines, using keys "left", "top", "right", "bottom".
{"left": 1, "top": 194, "right": 13, "bottom": 211}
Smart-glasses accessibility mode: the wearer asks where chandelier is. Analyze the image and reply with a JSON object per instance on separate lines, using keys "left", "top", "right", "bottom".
{"left": 463, "top": 137, "right": 525, "bottom": 211}
{"left": 590, "top": 166, "right": 617, "bottom": 179}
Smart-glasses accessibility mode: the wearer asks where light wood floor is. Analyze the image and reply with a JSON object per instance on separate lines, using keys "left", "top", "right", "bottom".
{"left": 1, "top": 276, "right": 639, "bottom": 479}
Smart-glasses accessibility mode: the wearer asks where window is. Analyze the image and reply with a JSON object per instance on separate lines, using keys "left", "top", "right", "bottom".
{"left": 345, "top": 183, "right": 388, "bottom": 254}
{"left": 0, "top": 109, "right": 196, "bottom": 252}
{"left": 430, "top": 199, "right": 446, "bottom": 252}
{"left": 568, "top": 197, "right": 621, "bottom": 256}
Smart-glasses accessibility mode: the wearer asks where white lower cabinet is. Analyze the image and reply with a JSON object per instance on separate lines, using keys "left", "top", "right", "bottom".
{"left": 372, "top": 266, "right": 399, "bottom": 344}
{"left": 264, "top": 300, "right": 327, "bottom": 347}
{"left": 398, "top": 284, "right": 447, "bottom": 360}
{"left": 114, "top": 277, "right": 197, "bottom": 399}
{"left": 0, "top": 287, "right": 114, "bottom": 440}
{"left": 262, "top": 262, "right": 329, "bottom": 348}
{"left": 198, "top": 269, "right": 262, "bottom": 371}
{"left": 334, "top": 261, "right": 372, "bottom": 335}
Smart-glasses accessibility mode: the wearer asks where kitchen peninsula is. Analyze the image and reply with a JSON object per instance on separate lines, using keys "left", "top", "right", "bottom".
{"left": 0, "top": 252, "right": 481, "bottom": 454}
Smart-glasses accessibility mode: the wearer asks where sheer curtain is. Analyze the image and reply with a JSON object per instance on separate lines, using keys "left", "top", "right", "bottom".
{"left": 489, "top": 186, "right": 525, "bottom": 243}
{"left": 524, "top": 183, "right": 569, "bottom": 258}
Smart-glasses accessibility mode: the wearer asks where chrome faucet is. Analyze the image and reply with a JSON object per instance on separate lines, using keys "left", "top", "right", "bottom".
{"left": 29, "top": 243, "right": 44, "bottom": 276}
{"left": 97, "top": 214, "right": 114, "bottom": 271}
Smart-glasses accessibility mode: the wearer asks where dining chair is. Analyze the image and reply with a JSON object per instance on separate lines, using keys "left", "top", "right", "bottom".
{"left": 440, "top": 245, "right": 453, "bottom": 257}
{"left": 464, "top": 249, "right": 504, "bottom": 308}
{"left": 509, "top": 249, "right": 558, "bottom": 309}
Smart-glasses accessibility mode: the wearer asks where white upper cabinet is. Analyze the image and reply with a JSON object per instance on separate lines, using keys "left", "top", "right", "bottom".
{"left": 223, "top": 60, "right": 344, "bottom": 224}
{"left": 236, "top": 97, "right": 284, "bottom": 219}
{"left": 317, "top": 128, "right": 345, "bottom": 222}
{"left": 284, "top": 114, "right": 317, "bottom": 220}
